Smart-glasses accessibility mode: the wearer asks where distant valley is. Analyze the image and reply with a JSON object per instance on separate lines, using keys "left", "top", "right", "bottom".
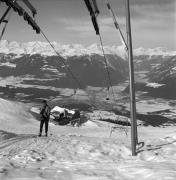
{"left": 0, "top": 40, "right": 176, "bottom": 102}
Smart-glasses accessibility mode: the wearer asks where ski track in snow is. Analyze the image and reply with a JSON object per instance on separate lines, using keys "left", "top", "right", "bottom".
{"left": 0, "top": 98, "right": 176, "bottom": 180}
{"left": 0, "top": 129, "right": 176, "bottom": 180}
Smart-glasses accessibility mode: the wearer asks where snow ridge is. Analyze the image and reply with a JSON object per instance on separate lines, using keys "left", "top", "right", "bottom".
{"left": 0, "top": 40, "right": 127, "bottom": 58}
{"left": 0, "top": 40, "right": 175, "bottom": 58}
{"left": 134, "top": 47, "right": 176, "bottom": 57}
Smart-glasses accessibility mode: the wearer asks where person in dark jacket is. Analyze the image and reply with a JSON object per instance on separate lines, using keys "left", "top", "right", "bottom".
{"left": 39, "top": 100, "right": 50, "bottom": 137}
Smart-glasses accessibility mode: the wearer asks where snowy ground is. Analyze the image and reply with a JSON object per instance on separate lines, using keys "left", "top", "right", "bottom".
{"left": 0, "top": 98, "right": 176, "bottom": 180}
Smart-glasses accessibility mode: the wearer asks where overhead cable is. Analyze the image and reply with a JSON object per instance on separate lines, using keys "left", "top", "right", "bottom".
{"left": 40, "top": 29, "right": 83, "bottom": 89}
{"left": 98, "top": 34, "right": 116, "bottom": 100}
{"left": 105, "top": 0, "right": 128, "bottom": 50}
{"left": 83, "top": 0, "right": 116, "bottom": 100}
{"left": 0, "top": 9, "right": 12, "bottom": 40}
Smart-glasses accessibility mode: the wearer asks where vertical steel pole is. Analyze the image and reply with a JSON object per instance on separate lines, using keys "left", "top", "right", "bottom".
{"left": 125, "top": 0, "right": 138, "bottom": 156}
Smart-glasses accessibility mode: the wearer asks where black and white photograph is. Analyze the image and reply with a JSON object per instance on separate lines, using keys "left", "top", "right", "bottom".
{"left": 0, "top": 0, "right": 175, "bottom": 179}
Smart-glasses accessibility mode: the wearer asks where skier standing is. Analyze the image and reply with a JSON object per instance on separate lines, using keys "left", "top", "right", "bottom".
{"left": 39, "top": 100, "right": 51, "bottom": 137}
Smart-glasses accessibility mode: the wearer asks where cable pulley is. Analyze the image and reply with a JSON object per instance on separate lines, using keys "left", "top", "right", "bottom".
{"left": 1, "top": 0, "right": 40, "bottom": 34}
{"left": 20, "top": 0, "right": 37, "bottom": 18}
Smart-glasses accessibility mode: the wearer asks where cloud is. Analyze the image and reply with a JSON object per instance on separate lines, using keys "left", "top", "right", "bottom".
{"left": 1, "top": 0, "right": 174, "bottom": 49}
{"left": 55, "top": 17, "right": 124, "bottom": 34}
{"left": 108, "top": 0, "right": 175, "bottom": 7}
{"left": 102, "top": 0, "right": 175, "bottom": 20}
{"left": 55, "top": 18, "right": 93, "bottom": 32}
{"left": 99, "top": 17, "right": 125, "bottom": 26}
{"left": 131, "top": 3, "right": 174, "bottom": 18}
{"left": 130, "top": 0, "right": 175, "bottom": 6}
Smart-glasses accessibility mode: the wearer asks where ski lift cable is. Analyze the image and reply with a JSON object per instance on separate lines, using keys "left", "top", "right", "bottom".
{"left": 33, "top": 39, "right": 80, "bottom": 95}
{"left": 98, "top": 33, "right": 116, "bottom": 100}
{"left": 0, "top": 6, "right": 11, "bottom": 25}
{"left": 105, "top": 0, "right": 128, "bottom": 50}
{"left": 0, "top": 0, "right": 82, "bottom": 92}
{"left": 98, "top": 34, "right": 111, "bottom": 92}
{"left": 39, "top": 29, "right": 83, "bottom": 89}
{"left": 40, "top": 30, "right": 114, "bottom": 102}
{"left": 82, "top": 0, "right": 117, "bottom": 100}
{"left": 105, "top": 0, "right": 134, "bottom": 141}
{"left": 83, "top": 0, "right": 116, "bottom": 100}
{"left": 0, "top": 0, "right": 113, "bottom": 99}
{"left": 0, "top": 8, "right": 13, "bottom": 41}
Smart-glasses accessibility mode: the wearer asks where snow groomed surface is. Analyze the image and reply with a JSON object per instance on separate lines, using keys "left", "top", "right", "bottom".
{"left": 0, "top": 98, "right": 176, "bottom": 180}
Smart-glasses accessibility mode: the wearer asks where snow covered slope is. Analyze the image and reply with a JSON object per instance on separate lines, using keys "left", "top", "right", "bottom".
{"left": 0, "top": 98, "right": 176, "bottom": 179}
{"left": 0, "top": 98, "right": 38, "bottom": 134}
{"left": 144, "top": 55, "right": 176, "bottom": 99}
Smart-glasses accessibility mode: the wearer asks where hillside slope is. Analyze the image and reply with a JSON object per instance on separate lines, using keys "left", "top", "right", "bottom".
{"left": 0, "top": 98, "right": 176, "bottom": 180}
{"left": 146, "top": 56, "right": 176, "bottom": 99}
{"left": 0, "top": 98, "right": 38, "bottom": 134}
{"left": 0, "top": 53, "right": 128, "bottom": 88}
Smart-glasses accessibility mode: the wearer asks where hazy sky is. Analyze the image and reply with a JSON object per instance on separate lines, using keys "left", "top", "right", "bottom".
{"left": 0, "top": 0, "right": 175, "bottom": 50}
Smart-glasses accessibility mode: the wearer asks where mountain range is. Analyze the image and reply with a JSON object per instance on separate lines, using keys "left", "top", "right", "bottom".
{"left": 0, "top": 40, "right": 176, "bottom": 101}
{"left": 0, "top": 40, "right": 175, "bottom": 59}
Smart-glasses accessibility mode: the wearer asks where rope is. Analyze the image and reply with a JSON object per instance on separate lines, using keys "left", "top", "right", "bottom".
{"left": 39, "top": 29, "right": 83, "bottom": 89}
{"left": 98, "top": 33, "right": 116, "bottom": 100}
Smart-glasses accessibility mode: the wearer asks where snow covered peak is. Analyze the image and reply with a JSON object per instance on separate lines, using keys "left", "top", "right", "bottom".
{"left": 134, "top": 47, "right": 176, "bottom": 57}
{"left": 0, "top": 40, "right": 128, "bottom": 58}
{"left": 0, "top": 40, "right": 175, "bottom": 58}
